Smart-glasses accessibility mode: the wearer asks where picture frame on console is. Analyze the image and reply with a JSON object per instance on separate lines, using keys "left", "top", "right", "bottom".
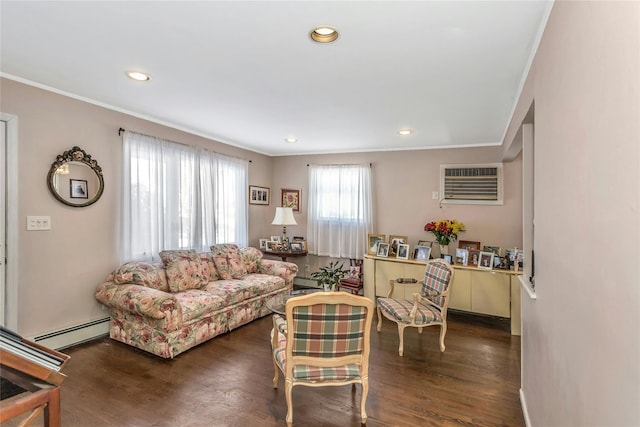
{"left": 376, "top": 242, "right": 390, "bottom": 258}
{"left": 459, "top": 240, "right": 481, "bottom": 251}
{"left": 290, "top": 242, "right": 303, "bottom": 253}
{"left": 413, "top": 245, "right": 431, "bottom": 261}
{"left": 483, "top": 245, "right": 501, "bottom": 255}
{"left": 367, "top": 234, "right": 386, "bottom": 256}
{"left": 259, "top": 239, "right": 269, "bottom": 250}
{"left": 388, "top": 235, "right": 408, "bottom": 257}
{"left": 469, "top": 249, "right": 481, "bottom": 267}
{"left": 478, "top": 251, "right": 494, "bottom": 270}
{"left": 441, "top": 254, "right": 453, "bottom": 264}
{"left": 396, "top": 244, "right": 410, "bottom": 260}
{"left": 455, "top": 248, "right": 469, "bottom": 266}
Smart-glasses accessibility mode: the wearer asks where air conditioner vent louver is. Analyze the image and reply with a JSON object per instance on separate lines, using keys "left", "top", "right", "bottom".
{"left": 440, "top": 164, "right": 503, "bottom": 205}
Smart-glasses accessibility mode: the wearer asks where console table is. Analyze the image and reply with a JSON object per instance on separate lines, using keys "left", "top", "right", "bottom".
{"left": 363, "top": 255, "right": 521, "bottom": 335}
{"left": 261, "top": 249, "right": 308, "bottom": 262}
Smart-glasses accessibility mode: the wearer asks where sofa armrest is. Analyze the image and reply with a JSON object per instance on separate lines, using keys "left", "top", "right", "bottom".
{"left": 258, "top": 259, "right": 298, "bottom": 288}
{"left": 95, "top": 281, "right": 180, "bottom": 320}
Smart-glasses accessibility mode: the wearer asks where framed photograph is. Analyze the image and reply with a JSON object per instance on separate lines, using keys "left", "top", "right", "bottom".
{"left": 265, "top": 241, "right": 279, "bottom": 251}
{"left": 440, "top": 254, "right": 453, "bottom": 264}
{"left": 495, "top": 256, "right": 509, "bottom": 270}
{"left": 367, "top": 234, "right": 386, "bottom": 256}
{"left": 478, "top": 251, "right": 495, "bottom": 270}
{"left": 459, "top": 240, "right": 481, "bottom": 251}
{"left": 493, "top": 255, "right": 502, "bottom": 268}
{"left": 376, "top": 242, "right": 390, "bottom": 258}
{"left": 468, "top": 249, "right": 481, "bottom": 267}
{"left": 397, "top": 243, "right": 410, "bottom": 260}
{"left": 483, "top": 245, "right": 501, "bottom": 255}
{"left": 290, "top": 242, "right": 303, "bottom": 253}
{"left": 389, "top": 235, "right": 408, "bottom": 257}
{"left": 259, "top": 238, "right": 269, "bottom": 250}
{"left": 249, "top": 185, "right": 270, "bottom": 205}
{"left": 270, "top": 235, "right": 282, "bottom": 243}
{"left": 455, "top": 248, "right": 469, "bottom": 266}
{"left": 413, "top": 245, "right": 431, "bottom": 261}
{"left": 281, "top": 188, "right": 300, "bottom": 212}
{"left": 417, "top": 240, "right": 432, "bottom": 247}
{"left": 70, "top": 179, "right": 88, "bottom": 199}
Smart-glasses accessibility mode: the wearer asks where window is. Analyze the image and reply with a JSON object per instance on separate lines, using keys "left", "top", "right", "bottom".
{"left": 121, "top": 131, "right": 248, "bottom": 262}
{"left": 307, "top": 164, "right": 373, "bottom": 258}
{"left": 440, "top": 163, "right": 504, "bottom": 205}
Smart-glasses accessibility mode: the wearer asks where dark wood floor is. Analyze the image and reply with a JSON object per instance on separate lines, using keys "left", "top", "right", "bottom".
{"left": 3, "top": 312, "right": 523, "bottom": 427}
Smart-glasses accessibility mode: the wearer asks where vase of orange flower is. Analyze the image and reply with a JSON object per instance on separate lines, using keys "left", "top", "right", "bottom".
{"left": 424, "top": 219, "right": 465, "bottom": 254}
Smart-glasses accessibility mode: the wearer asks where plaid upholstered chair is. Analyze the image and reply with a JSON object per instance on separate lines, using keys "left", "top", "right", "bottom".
{"left": 376, "top": 259, "right": 455, "bottom": 356}
{"left": 271, "top": 291, "right": 374, "bottom": 426}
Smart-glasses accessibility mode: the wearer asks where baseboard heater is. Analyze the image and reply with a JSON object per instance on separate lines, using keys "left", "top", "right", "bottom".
{"left": 31, "top": 317, "right": 110, "bottom": 350}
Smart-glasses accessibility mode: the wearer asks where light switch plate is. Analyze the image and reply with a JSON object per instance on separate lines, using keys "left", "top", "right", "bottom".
{"left": 27, "top": 216, "right": 51, "bottom": 230}
{"left": 432, "top": 191, "right": 439, "bottom": 200}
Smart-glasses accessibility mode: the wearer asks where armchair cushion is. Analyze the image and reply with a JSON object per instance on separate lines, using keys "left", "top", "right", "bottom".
{"left": 377, "top": 298, "right": 442, "bottom": 325}
{"left": 210, "top": 244, "right": 247, "bottom": 279}
{"left": 159, "top": 250, "right": 207, "bottom": 292}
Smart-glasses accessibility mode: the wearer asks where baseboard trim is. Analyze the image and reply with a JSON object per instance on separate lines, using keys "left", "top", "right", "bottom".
{"left": 31, "top": 317, "right": 110, "bottom": 350}
{"left": 520, "top": 388, "right": 532, "bottom": 427}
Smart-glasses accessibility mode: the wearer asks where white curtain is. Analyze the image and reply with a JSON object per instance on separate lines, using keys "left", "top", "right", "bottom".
{"left": 307, "top": 164, "right": 373, "bottom": 258}
{"left": 121, "top": 131, "right": 248, "bottom": 262}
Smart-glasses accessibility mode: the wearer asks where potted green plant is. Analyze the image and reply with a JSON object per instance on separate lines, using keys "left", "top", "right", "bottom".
{"left": 310, "top": 260, "right": 349, "bottom": 291}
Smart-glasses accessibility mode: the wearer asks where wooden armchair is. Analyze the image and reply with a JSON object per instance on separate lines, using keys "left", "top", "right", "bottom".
{"left": 376, "top": 259, "right": 455, "bottom": 356}
{"left": 271, "top": 291, "right": 374, "bottom": 426}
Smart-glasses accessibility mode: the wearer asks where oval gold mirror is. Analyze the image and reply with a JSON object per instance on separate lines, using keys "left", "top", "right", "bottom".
{"left": 47, "top": 146, "right": 104, "bottom": 207}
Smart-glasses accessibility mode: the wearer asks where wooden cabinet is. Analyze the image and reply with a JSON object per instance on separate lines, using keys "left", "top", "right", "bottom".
{"left": 364, "top": 255, "right": 521, "bottom": 335}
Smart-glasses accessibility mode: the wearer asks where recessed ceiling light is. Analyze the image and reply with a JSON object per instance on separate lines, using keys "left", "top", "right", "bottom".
{"left": 126, "top": 71, "right": 151, "bottom": 81}
{"left": 284, "top": 137, "right": 298, "bottom": 143}
{"left": 310, "top": 26, "right": 339, "bottom": 43}
{"left": 398, "top": 129, "right": 413, "bottom": 136}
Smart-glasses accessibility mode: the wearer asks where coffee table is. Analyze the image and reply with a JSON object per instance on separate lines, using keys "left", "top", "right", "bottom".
{"left": 266, "top": 289, "right": 322, "bottom": 315}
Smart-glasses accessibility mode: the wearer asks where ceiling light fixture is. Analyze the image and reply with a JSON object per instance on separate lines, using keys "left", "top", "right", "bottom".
{"left": 126, "top": 71, "right": 151, "bottom": 81}
{"left": 398, "top": 129, "right": 414, "bottom": 136}
{"left": 284, "top": 137, "right": 298, "bottom": 143}
{"left": 310, "top": 26, "right": 339, "bottom": 43}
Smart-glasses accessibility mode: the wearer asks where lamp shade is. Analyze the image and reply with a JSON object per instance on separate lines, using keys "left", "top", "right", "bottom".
{"left": 272, "top": 207, "right": 297, "bottom": 226}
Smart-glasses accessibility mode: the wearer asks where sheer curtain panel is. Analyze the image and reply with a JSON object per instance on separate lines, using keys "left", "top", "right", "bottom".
{"left": 307, "top": 164, "right": 373, "bottom": 258}
{"left": 121, "top": 131, "right": 248, "bottom": 262}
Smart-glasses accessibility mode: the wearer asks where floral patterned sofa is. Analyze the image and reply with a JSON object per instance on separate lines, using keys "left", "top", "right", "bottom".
{"left": 95, "top": 244, "right": 297, "bottom": 358}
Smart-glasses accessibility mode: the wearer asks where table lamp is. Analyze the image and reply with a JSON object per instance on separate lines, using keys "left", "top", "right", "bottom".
{"left": 272, "top": 207, "right": 297, "bottom": 243}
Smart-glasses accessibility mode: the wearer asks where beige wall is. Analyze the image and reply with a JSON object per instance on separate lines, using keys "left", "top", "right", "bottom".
{"left": 510, "top": 2, "right": 640, "bottom": 426}
{"left": 3, "top": 75, "right": 524, "bottom": 341}
{"left": 1, "top": 78, "right": 273, "bottom": 337}
{"left": 271, "top": 148, "right": 523, "bottom": 253}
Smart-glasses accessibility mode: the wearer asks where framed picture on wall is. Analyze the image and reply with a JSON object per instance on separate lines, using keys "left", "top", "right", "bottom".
{"left": 281, "top": 188, "right": 300, "bottom": 212}
{"left": 249, "top": 185, "right": 270, "bottom": 205}
{"left": 70, "top": 179, "right": 88, "bottom": 199}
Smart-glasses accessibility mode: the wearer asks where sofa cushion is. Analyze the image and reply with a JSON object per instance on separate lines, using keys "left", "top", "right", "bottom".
{"left": 210, "top": 244, "right": 247, "bottom": 279}
{"left": 173, "top": 289, "right": 228, "bottom": 323}
{"left": 239, "top": 247, "right": 263, "bottom": 274}
{"left": 198, "top": 252, "right": 219, "bottom": 282}
{"left": 159, "top": 250, "right": 207, "bottom": 292}
{"left": 113, "top": 261, "right": 169, "bottom": 292}
{"left": 203, "top": 274, "right": 286, "bottom": 306}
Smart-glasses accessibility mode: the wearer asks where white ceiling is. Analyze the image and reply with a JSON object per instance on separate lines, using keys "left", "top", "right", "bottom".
{"left": 0, "top": 1, "right": 552, "bottom": 156}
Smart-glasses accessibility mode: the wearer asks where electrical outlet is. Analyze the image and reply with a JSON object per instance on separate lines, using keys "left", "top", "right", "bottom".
{"left": 26, "top": 216, "right": 51, "bottom": 231}
{"left": 432, "top": 191, "right": 439, "bottom": 200}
